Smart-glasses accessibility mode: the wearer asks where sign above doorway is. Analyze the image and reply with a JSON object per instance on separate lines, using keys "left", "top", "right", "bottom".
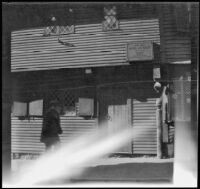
{"left": 126, "top": 41, "right": 154, "bottom": 61}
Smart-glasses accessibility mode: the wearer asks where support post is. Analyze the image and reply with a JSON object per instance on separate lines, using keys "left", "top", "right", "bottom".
{"left": 156, "top": 95, "right": 163, "bottom": 158}
{"left": 162, "top": 86, "right": 169, "bottom": 143}
{"left": 127, "top": 98, "right": 133, "bottom": 155}
{"left": 2, "top": 30, "right": 11, "bottom": 183}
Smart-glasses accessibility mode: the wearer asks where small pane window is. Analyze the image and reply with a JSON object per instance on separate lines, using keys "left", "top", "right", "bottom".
{"left": 62, "top": 91, "right": 78, "bottom": 116}
{"left": 102, "top": 6, "right": 119, "bottom": 31}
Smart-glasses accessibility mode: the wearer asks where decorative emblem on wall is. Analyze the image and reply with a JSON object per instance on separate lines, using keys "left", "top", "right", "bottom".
{"left": 43, "top": 16, "right": 75, "bottom": 47}
{"left": 102, "top": 6, "right": 119, "bottom": 31}
{"left": 43, "top": 25, "right": 75, "bottom": 36}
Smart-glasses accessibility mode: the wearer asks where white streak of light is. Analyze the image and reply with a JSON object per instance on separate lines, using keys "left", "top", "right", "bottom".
{"left": 173, "top": 122, "right": 197, "bottom": 187}
{"left": 10, "top": 123, "right": 149, "bottom": 187}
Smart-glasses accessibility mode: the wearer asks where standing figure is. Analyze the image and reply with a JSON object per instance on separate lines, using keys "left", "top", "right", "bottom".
{"left": 40, "top": 100, "right": 63, "bottom": 152}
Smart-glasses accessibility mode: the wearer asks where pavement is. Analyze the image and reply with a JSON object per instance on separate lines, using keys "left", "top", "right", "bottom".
{"left": 11, "top": 157, "right": 174, "bottom": 184}
{"left": 70, "top": 158, "right": 174, "bottom": 183}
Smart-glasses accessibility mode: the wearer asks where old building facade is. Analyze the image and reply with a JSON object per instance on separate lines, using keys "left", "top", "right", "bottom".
{"left": 4, "top": 3, "right": 196, "bottom": 160}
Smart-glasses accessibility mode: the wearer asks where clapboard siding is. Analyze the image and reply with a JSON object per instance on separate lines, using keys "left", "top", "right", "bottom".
{"left": 11, "top": 117, "right": 98, "bottom": 154}
{"left": 160, "top": 5, "right": 191, "bottom": 63}
{"left": 11, "top": 19, "right": 160, "bottom": 72}
{"left": 132, "top": 98, "right": 157, "bottom": 154}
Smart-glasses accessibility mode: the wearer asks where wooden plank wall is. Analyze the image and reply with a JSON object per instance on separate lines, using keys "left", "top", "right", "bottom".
{"left": 132, "top": 98, "right": 157, "bottom": 154}
{"left": 159, "top": 5, "right": 191, "bottom": 63}
{"left": 11, "top": 19, "right": 160, "bottom": 72}
{"left": 11, "top": 117, "right": 98, "bottom": 154}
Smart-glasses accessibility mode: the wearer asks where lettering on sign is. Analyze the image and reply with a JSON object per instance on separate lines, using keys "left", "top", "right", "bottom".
{"left": 126, "top": 41, "right": 154, "bottom": 61}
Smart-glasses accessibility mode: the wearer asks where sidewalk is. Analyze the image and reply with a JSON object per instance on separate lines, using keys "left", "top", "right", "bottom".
{"left": 70, "top": 158, "right": 174, "bottom": 182}
{"left": 11, "top": 157, "right": 174, "bottom": 184}
{"left": 11, "top": 157, "right": 174, "bottom": 171}
{"left": 83, "top": 157, "right": 174, "bottom": 167}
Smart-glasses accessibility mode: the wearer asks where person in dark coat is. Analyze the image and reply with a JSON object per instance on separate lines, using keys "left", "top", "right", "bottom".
{"left": 40, "top": 100, "right": 63, "bottom": 152}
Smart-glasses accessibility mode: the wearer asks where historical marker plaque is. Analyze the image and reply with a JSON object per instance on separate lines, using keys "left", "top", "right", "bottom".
{"left": 126, "top": 41, "right": 154, "bottom": 61}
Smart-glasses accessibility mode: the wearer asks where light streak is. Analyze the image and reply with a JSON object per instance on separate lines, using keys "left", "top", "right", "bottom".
{"left": 8, "top": 120, "right": 149, "bottom": 187}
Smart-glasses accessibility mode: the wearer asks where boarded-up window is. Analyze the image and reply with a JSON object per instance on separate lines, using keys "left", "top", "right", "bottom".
{"left": 78, "top": 98, "right": 94, "bottom": 116}
{"left": 29, "top": 99, "right": 43, "bottom": 116}
{"left": 12, "top": 101, "right": 27, "bottom": 116}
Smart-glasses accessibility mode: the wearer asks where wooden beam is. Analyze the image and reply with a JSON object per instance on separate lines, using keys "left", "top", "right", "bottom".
{"left": 156, "top": 95, "right": 163, "bottom": 158}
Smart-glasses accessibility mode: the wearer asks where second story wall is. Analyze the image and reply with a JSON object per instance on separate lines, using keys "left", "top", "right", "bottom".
{"left": 11, "top": 4, "right": 160, "bottom": 72}
{"left": 159, "top": 4, "right": 191, "bottom": 64}
{"left": 11, "top": 18, "right": 160, "bottom": 72}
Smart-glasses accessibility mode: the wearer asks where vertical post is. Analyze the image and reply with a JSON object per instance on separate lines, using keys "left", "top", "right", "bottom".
{"left": 162, "top": 86, "right": 169, "bottom": 143}
{"left": 180, "top": 76, "right": 185, "bottom": 120}
{"left": 190, "top": 4, "right": 198, "bottom": 133}
{"left": 93, "top": 86, "right": 98, "bottom": 118}
{"left": 127, "top": 98, "right": 133, "bottom": 154}
{"left": 153, "top": 67, "right": 163, "bottom": 158}
{"left": 156, "top": 95, "right": 163, "bottom": 158}
{"left": 2, "top": 30, "right": 11, "bottom": 182}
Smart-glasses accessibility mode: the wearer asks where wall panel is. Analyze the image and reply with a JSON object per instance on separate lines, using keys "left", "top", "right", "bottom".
{"left": 11, "top": 19, "right": 160, "bottom": 72}
{"left": 159, "top": 5, "right": 191, "bottom": 63}
{"left": 132, "top": 98, "right": 157, "bottom": 154}
{"left": 11, "top": 117, "right": 98, "bottom": 154}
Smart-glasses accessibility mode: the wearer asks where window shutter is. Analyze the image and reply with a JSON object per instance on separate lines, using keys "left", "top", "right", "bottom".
{"left": 12, "top": 101, "right": 27, "bottom": 116}
{"left": 78, "top": 98, "right": 94, "bottom": 116}
{"left": 29, "top": 99, "right": 43, "bottom": 116}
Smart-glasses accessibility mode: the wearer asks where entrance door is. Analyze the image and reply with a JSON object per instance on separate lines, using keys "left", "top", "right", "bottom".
{"left": 98, "top": 87, "right": 132, "bottom": 154}
{"left": 107, "top": 104, "right": 132, "bottom": 153}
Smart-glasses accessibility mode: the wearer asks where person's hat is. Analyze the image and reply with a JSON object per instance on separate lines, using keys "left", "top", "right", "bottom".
{"left": 153, "top": 82, "right": 162, "bottom": 93}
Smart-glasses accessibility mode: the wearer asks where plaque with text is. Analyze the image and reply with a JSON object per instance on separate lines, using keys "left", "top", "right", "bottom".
{"left": 126, "top": 41, "right": 154, "bottom": 61}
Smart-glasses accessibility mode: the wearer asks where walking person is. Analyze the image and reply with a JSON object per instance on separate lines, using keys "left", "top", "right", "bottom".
{"left": 40, "top": 100, "right": 63, "bottom": 152}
